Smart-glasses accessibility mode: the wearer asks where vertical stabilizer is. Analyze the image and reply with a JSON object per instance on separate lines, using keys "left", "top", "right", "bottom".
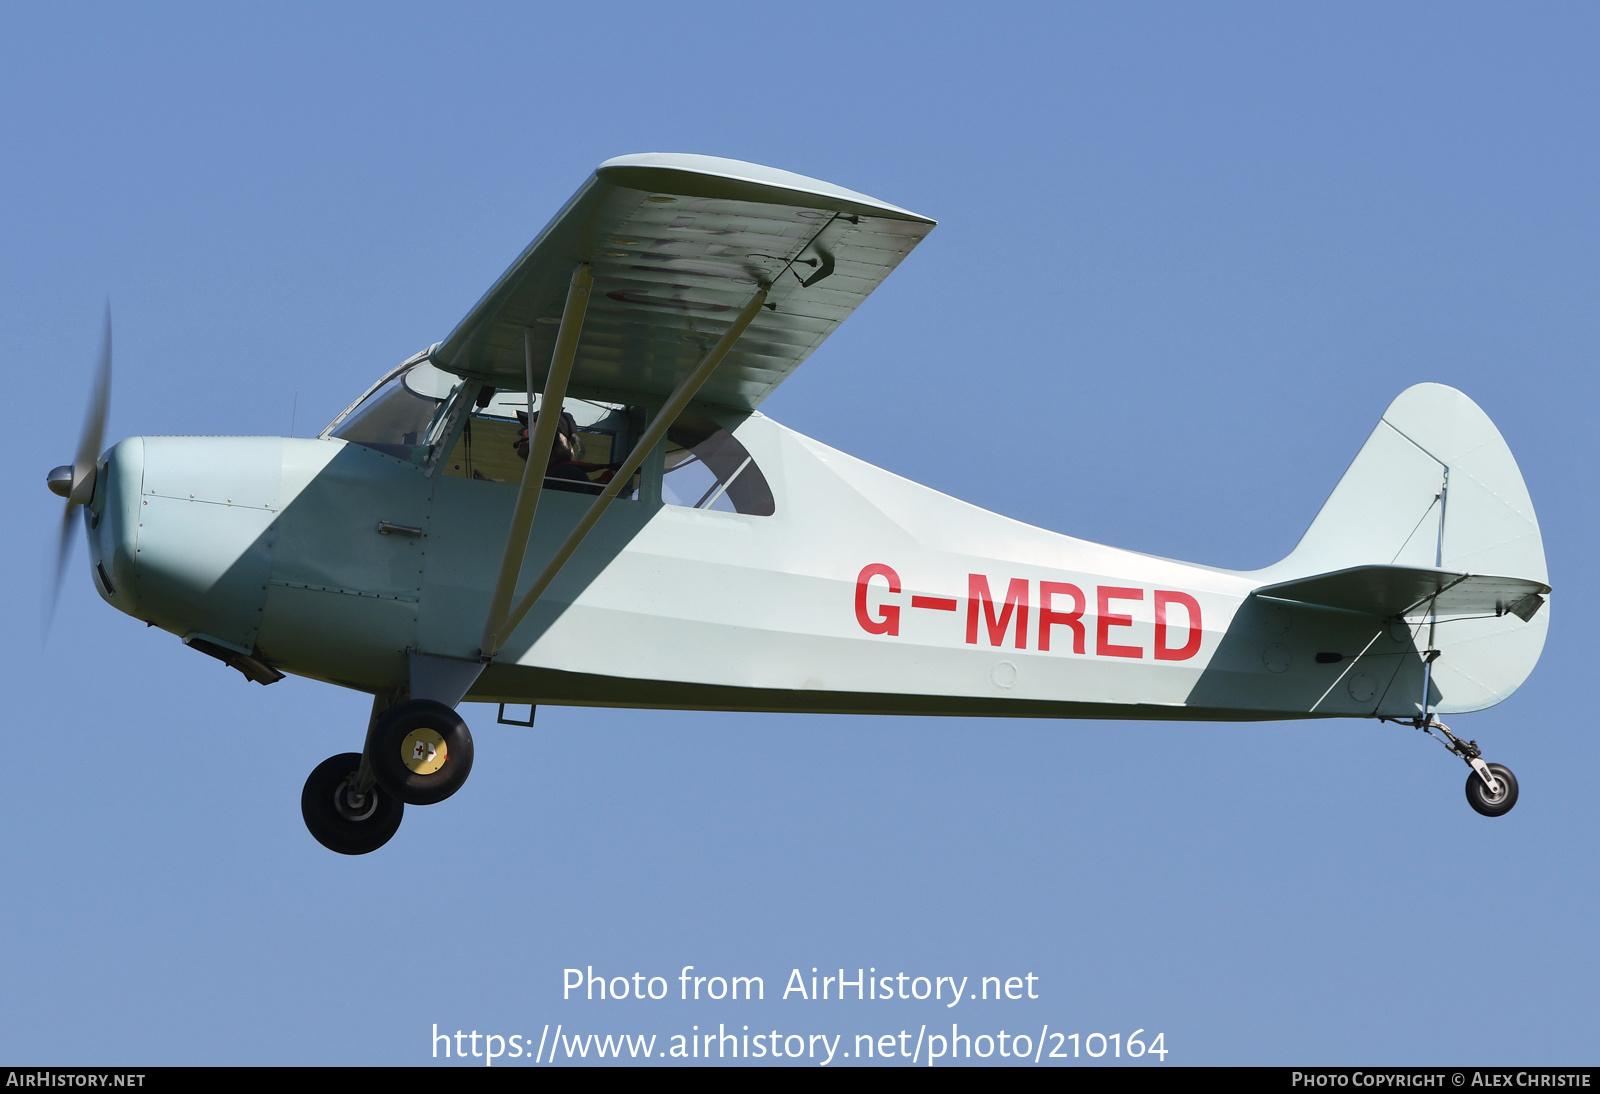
{"left": 1265, "top": 384, "right": 1548, "bottom": 714}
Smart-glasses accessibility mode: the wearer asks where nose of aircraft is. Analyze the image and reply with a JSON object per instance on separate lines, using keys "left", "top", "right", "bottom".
{"left": 79, "top": 438, "right": 142, "bottom": 614}
{"left": 103, "top": 436, "right": 282, "bottom": 655}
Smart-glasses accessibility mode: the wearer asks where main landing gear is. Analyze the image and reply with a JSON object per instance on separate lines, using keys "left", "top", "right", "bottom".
{"left": 301, "top": 699, "right": 476, "bottom": 854}
{"left": 1387, "top": 716, "right": 1519, "bottom": 817}
{"left": 301, "top": 753, "right": 403, "bottom": 855}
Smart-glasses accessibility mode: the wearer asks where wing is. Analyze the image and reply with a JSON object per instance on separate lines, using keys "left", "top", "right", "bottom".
{"left": 1255, "top": 565, "right": 1550, "bottom": 622}
{"left": 428, "top": 153, "right": 935, "bottom": 411}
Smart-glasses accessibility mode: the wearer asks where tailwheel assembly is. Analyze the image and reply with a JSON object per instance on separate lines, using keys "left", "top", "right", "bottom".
{"left": 1383, "top": 640, "right": 1519, "bottom": 817}
{"left": 1389, "top": 715, "right": 1519, "bottom": 817}
{"left": 301, "top": 752, "right": 404, "bottom": 855}
{"left": 369, "top": 699, "right": 475, "bottom": 806}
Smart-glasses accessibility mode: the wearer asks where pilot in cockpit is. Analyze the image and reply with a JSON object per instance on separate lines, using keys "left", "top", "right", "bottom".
{"left": 514, "top": 410, "right": 602, "bottom": 494}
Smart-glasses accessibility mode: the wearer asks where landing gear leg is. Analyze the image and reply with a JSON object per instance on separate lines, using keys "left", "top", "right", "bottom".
{"left": 301, "top": 694, "right": 406, "bottom": 855}
{"left": 1390, "top": 716, "right": 1519, "bottom": 817}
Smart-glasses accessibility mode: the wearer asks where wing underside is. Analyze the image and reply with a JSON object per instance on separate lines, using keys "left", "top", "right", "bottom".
{"left": 428, "top": 154, "right": 935, "bottom": 411}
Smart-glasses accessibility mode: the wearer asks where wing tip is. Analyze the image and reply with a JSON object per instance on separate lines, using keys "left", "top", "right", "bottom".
{"left": 596, "top": 153, "right": 936, "bottom": 225}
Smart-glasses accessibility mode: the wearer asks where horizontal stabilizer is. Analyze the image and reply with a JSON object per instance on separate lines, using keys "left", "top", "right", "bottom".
{"left": 1255, "top": 565, "right": 1549, "bottom": 622}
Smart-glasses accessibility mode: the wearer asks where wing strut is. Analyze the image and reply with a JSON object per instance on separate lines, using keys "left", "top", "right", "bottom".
{"left": 479, "top": 263, "right": 593, "bottom": 656}
{"left": 480, "top": 282, "right": 770, "bottom": 659}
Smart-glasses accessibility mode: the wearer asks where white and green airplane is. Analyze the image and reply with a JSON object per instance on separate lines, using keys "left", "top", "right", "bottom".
{"left": 47, "top": 154, "right": 1550, "bottom": 854}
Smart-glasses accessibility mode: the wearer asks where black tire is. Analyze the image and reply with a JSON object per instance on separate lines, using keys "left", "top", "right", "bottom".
{"left": 369, "top": 699, "right": 474, "bottom": 806}
{"left": 1465, "top": 762, "right": 1519, "bottom": 817}
{"left": 301, "top": 753, "right": 404, "bottom": 855}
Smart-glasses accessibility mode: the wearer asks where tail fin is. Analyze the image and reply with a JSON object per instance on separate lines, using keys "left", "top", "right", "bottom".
{"left": 1268, "top": 383, "right": 1549, "bottom": 714}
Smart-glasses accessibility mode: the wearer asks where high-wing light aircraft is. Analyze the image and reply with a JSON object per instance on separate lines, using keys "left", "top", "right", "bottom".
{"left": 48, "top": 154, "right": 1550, "bottom": 854}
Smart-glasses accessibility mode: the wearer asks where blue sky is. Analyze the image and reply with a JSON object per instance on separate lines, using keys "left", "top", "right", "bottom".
{"left": 3, "top": 2, "right": 1596, "bottom": 1065}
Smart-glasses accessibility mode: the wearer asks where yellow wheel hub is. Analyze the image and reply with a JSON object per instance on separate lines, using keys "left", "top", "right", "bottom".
{"left": 400, "top": 728, "right": 448, "bottom": 775}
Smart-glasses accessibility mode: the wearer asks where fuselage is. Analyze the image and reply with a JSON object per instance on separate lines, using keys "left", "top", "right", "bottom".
{"left": 83, "top": 409, "right": 1442, "bottom": 722}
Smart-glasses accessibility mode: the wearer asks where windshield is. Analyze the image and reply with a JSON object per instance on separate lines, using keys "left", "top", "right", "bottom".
{"left": 329, "top": 361, "right": 464, "bottom": 464}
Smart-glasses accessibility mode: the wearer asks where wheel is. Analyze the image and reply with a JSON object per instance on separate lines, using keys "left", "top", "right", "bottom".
{"left": 369, "top": 699, "right": 475, "bottom": 806}
{"left": 301, "top": 753, "right": 404, "bottom": 854}
{"left": 1465, "top": 762, "right": 1519, "bottom": 817}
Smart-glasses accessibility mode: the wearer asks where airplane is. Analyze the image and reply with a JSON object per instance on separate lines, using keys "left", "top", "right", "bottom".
{"left": 46, "top": 154, "right": 1551, "bottom": 855}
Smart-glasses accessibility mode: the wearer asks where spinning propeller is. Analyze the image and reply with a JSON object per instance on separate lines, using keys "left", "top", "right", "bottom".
{"left": 45, "top": 305, "right": 112, "bottom": 637}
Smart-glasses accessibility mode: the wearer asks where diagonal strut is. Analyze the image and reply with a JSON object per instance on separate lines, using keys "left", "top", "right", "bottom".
{"left": 479, "top": 263, "right": 592, "bottom": 656}
{"left": 484, "top": 283, "right": 770, "bottom": 656}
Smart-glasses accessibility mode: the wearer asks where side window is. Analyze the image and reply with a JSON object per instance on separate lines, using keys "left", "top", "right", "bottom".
{"left": 663, "top": 414, "right": 775, "bottom": 516}
{"left": 441, "top": 391, "right": 638, "bottom": 496}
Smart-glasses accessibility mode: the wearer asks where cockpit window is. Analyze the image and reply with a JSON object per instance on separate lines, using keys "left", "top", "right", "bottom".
{"left": 663, "top": 413, "right": 775, "bottom": 516}
{"left": 328, "top": 361, "right": 463, "bottom": 464}
{"left": 440, "top": 390, "right": 637, "bottom": 496}
{"left": 328, "top": 362, "right": 771, "bottom": 516}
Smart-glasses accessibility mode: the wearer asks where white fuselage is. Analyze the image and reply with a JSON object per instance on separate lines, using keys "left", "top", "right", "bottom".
{"left": 88, "top": 412, "right": 1436, "bottom": 721}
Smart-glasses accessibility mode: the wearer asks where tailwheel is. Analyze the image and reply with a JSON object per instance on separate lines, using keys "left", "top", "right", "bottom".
{"left": 1465, "top": 762, "right": 1518, "bottom": 818}
{"left": 302, "top": 752, "right": 404, "bottom": 855}
{"left": 1390, "top": 716, "right": 1520, "bottom": 818}
{"left": 369, "top": 699, "right": 475, "bottom": 806}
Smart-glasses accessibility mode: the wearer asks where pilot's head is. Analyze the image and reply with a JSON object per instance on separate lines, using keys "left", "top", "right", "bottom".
{"left": 513, "top": 409, "right": 579, "bottom": 463}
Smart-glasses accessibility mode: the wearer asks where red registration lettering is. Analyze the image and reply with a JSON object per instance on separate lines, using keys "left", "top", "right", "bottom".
{"left": 1038, "top": 581, "right": 1086, "bottom": 653}
{"left": 1096, "top": 586, "right": 1144, "bottom": 658}
{"left": 967, "top": 575, "right": 1029, "bottom": 649}
{"left": 855, "top": 563, "right": 901, "bottom": 636}
{"left": 1153, "top": 590, "right": 1203, "bottom": 660}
